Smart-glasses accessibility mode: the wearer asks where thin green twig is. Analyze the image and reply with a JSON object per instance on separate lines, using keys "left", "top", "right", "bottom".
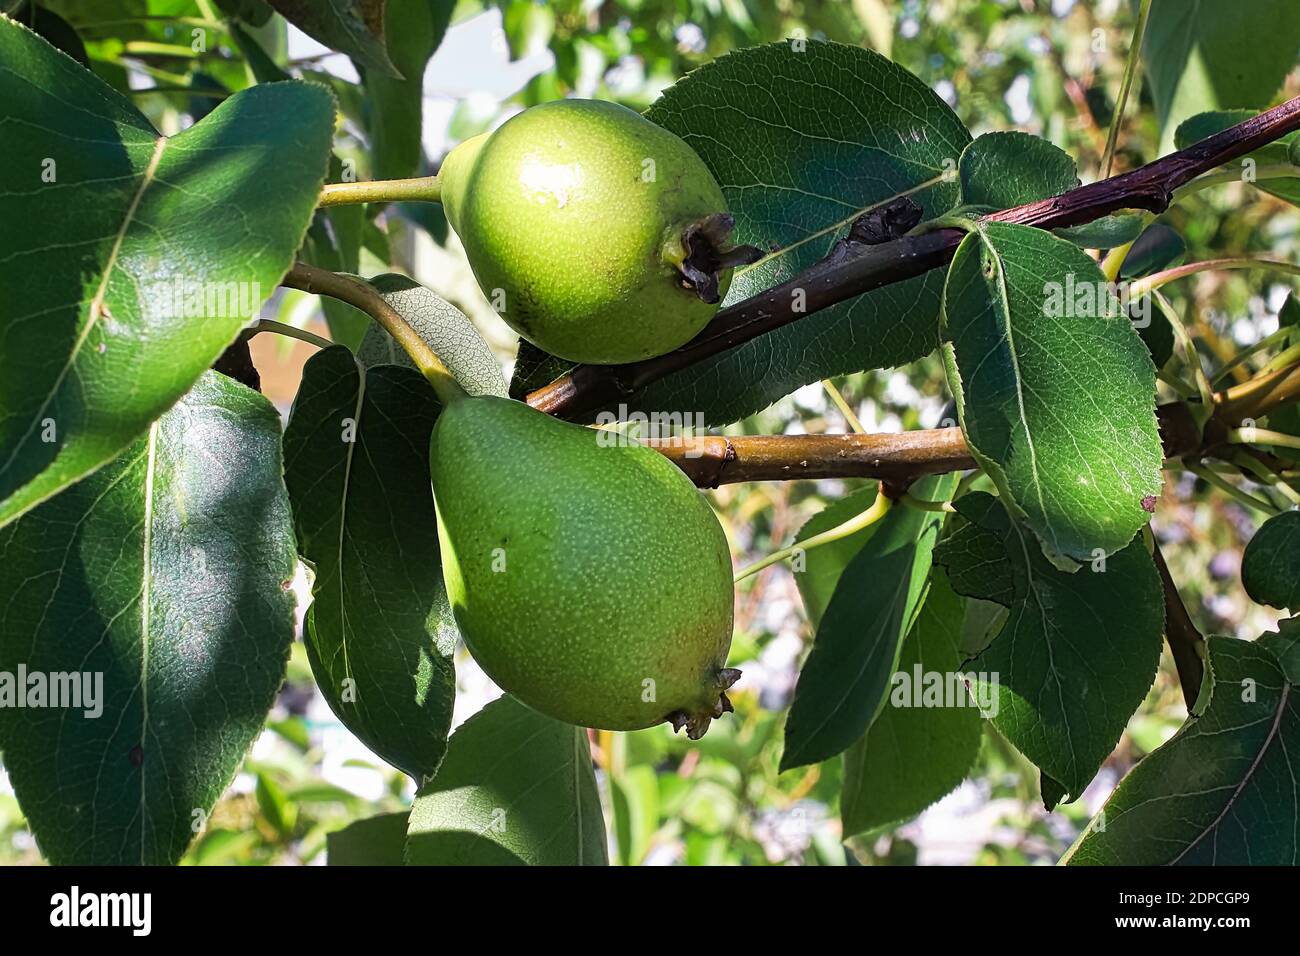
{"left": 1152, "top": 291, "right": 1215, "bottom": 411}
{"left": 821, "top": 379, "right": 866, "bottom": 434}
{"left": 251, "top": 319, "right": 335, "bottom": 351}
{"left": 1101, "top": 0, "right": 1153, "bottom": 179}
{"left": 1185, "top": 461, "right": 1281, "bottom": 515}
{"left": 1211, "top": 326, "right": 1295, "bottom": 384}
{"left": 734, "top": 488, "right": 891, "bottom": 583}
{"left": 1231, "top": 451, "right": 1300, "bottom": 507}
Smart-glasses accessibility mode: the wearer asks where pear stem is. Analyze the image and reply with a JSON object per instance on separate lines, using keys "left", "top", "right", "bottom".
{"left": 318, "top": 175, "right": 441, "bottom": 208}
{"left": 821, "top": 378, "right": 866, "bottom": 434}
{"left": 281, "top": 262, "right": 468, "bottom": 405}
{"left": 733, "top": 487, "right": 891, "bottom": 583}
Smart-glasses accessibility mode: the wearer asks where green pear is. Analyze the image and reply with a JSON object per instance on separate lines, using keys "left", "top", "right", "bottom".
{"left": 430, "top": 395, "right": 739, "bottom": 737}
{"left": 438, "top": 99, "right": 759, "bottom": 365}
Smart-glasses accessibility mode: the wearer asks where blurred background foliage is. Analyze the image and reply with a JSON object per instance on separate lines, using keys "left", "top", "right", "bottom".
{"left": 1, "top": 0, "right": 1297, "bottom": 865}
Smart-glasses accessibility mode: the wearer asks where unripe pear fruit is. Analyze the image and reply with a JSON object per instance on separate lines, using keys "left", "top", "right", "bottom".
{"left": 438, "top": 99, "right": 760, "bottom": 365}
{"left": 429, "top": 395, "right": 739, "bottom": 737}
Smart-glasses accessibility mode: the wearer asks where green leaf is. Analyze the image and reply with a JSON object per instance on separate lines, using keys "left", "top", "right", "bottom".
{"left": 229, "top": 21, "right": 290, "bottom": 82}
{"left": 283, "top": 347, "right": 456, "bottom": 782}
{"left": 1143, "top": 0, "right": 1300, "bottom": 152}
{"left": 255, "top": 772, "right": 296, "bottom": 836}
{"left": 1040, "top": 773, "right": 1068, "bottom": 813}
{"left": 362, "top": 0, "right": 455, "bottom": 181}
{"left": 935, "top": 493, "right": 1165, "bottom": 798}
{"left": 11, "top": 1, "right": 88, "bottom": 66}
{"left": 841, "top": 567, "right": 983, "bottom": 836}
{"left": 1067, "top": 634, "right": 1300, "bottom": 865}
{"left": 934, "top": 506, "right": 1016, "bottom": 607}
{"left": 355, "top": 274, "right": 508, "bottom": 397}
{"left": 791, "top": 482, "right": 881, "bottom": 627}
{"left": 1281, "top": 292, "right": 1300, "bottom": 330}
{"left": 500, "top": 0, "right": 554, "bottom": 58}
{"left": 1242, "top": 510, "right": 1300, "bottom": 612}
{"left": 266, "top": 0, "right": 399, "bottom": 77}
{"left": 1122, "top": 228, "right": 1181, "bottom": 369}
{"left": 956, "top": 130, "right": 1140, "bottom": 250}
{"left": 1257, "top": 617, "right": 1300, "bottom": 680}
{"left": 215, "top": 0, "right": 275, "bottom": 27}
{"left": 0, "top": 17, "right": 334, "bottom": 529}
{"left": 1053, "top": 215, "right": 1145, "bottom": 251}
{"left": 941, "top": 222, "right": 1162, "bottom": 565}
{"left": 781, "top": 473, "right": 959, "bottom": 771}
{"left": 958, "top": 596, "right": 1007, "bottom": 659}
{"left": 629, "top": 41, "right": 970, "bottom": 427}
{"left": 610, "top": 765, "right": 659, "bottom": 866}
{"left": 405, "top": 696, "right": 609, "bottom": 865}
{"left": 959, "top": 131, "right": 1078, "bottom": 210}
{"left": 327, "top": 811, "right": 409, "bottom": 865}
{"left": 1174, "top": 110, "right": 1300, "bottom": 206}
{"left": 0, "top": 371, "right": 297, "bottom": 865}
{"left": 395, "top": 194, "right": 450, "bottom": 246}
{"left": 1119, "top": 223, "right": 1187, "bottom": 280}
{"left": 1135, "top": 299, "right": 1176, "bottom": 370}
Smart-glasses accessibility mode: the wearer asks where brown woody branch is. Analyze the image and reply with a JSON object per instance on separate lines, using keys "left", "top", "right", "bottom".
{"left": 645, "top": 426, "right": 974, "bottom": 488}
{"left": 655, "top": 401, "right": 1206, "bottom": 488}
{"left": 527, "top": 96, "right": 1300, "bottom": 420}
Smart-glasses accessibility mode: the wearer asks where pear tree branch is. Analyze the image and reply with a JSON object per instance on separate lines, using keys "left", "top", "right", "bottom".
{"left": 645, "top": 360, "right": 1300, "bottom": 489}
{"left": 648, "top": 401, "right": 1206, "bottom": 488}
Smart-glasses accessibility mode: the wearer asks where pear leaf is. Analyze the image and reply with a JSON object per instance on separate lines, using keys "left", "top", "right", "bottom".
{"left": 284, "top": 347, "right": 456, "bottom": 782}
{"left": 781, "top": 473, "right": 959, "bottom": 771}
{"left": 627, "top": 41, "right": 970, "bottom": 426}
{"left": 1067, "top": 634, "right": 1300, "bottom": 865}
{"left": 266, "top": 0, "right": 399, "bottom": 77}
{"left": 791, "top": 482, "right": 881, "bottom": 627}
{"left": 1242, "top": 510, "right": 1300, "bottom": 612}
{"left": 1143, "top": 1, "right": 1300, "bottom": 153}
{"left": 935, "top": 493, "right": 1165, "bottom": 798}
{"left": 941, "top": 222, "right": 1162, "bottom": 564}
{"left": 406, "top": 696, "right": 608, "bottom": 865}
{"left": 356, "top": 275, "right": 507, "bottom": 397}
{"left": 327, "top": 811, "right": 410, "bottom": 865}
{"left": 841, "top": 567, "right": 983, "bottom": 836}
{"left": 959, "top": 131, "right": 1078, "bottom": 210}
{"left": 0, "top": 16, "right": 334, "bottom": 529}
{"left": 0, "top": 372, "right": 297, "bottom": 865}
{"left": 361, "top": 0, "right": 455, "bottom": 181}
